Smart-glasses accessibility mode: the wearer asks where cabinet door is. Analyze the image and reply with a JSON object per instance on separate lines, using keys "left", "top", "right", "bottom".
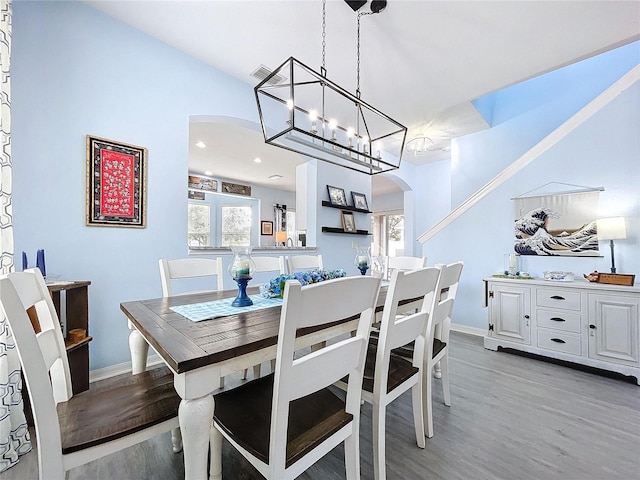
{"left": 489, "top": 284, "right": 531, "bottom": 345}
{"left": 588, "top": 294, "right": 639, "bottom": 366}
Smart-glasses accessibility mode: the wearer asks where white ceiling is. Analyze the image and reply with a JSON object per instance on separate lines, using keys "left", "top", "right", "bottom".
{"left": 86, "top": 0, "right": 640, "bottom": 193}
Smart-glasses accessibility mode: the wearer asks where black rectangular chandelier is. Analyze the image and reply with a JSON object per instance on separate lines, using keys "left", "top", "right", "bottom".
{"left": 255, "top": 56, "right": 407, "bottom": 175}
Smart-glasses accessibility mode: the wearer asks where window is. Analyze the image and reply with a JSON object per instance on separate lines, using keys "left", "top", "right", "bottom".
{"left": 286, "top": 210, "right": 297, "bottom": 246}
{"left": 372, "top": 212, "right": 404, "bottom": 256}
{"left": 188, "top": 203, "right": 211, "bottom": 246}
{"left": 221, "top": 205, "right": 252, "bottom": 246}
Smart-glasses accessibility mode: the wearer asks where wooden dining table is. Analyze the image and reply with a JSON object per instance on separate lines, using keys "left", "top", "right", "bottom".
{"left": 120, "top": 282, "right": 417, "bottom": 480}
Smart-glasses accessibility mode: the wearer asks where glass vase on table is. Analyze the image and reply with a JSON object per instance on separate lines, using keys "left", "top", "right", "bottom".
{"left": 229, "top": 246, "right": 256, "bottom": 307}
{"left": 354, "top": 247, "right": 371, "bottom": 276}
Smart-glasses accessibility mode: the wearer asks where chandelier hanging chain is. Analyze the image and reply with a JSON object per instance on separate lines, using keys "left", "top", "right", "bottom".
{"left": 321, "top": 0, "right": 326, "bottom": 73}
{"left": 253, "top": 0, "right": 407, "bottom": 175}
{"left": 356, "top": 10, "right": 374, "bottom": 97}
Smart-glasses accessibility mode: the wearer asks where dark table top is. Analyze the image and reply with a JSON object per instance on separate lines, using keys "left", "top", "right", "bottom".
{"left": 121, "top": 283, "right": 408, "bottom": 374}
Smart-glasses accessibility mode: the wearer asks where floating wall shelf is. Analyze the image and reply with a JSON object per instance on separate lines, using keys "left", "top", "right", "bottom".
{"left": 321, "top": 227, "right": 371, "bottom": 236}
{"left": 321, "top": 201, "right": 371, "bottom": 214}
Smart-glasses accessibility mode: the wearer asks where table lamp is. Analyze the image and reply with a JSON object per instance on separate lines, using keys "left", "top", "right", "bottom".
{"left": 275, "top": 231, "right": 287, "bottom": 247}
{"left": 596, "top": 217, "right": 626, "bottom": 273}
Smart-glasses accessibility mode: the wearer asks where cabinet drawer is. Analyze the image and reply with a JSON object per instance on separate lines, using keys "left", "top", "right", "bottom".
{"left": 536, "top": 309, "right": 581, "bottom": 333}
{"left": 536, "top": 288, "right": 581, "bottom": 311}
{"left": 537, "top": 330, "right": 581, "bottom": 356}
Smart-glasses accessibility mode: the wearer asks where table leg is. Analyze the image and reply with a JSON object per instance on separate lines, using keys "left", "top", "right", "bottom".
{"left": 128, "top": 327, "right": 149, "bottom": 375}
{"left": 180, "top": 395, "right": 215, "bottom": 480}
{"left": 210, "top": 422, "right": 223, "bottom": 480}
{"left": 129, "top": 326, "right": 183, "bottom": 452}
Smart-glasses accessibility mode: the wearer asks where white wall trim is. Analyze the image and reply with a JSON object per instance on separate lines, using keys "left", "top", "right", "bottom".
{"left": 89, "top": 354, "right": 165, "bottom": 383}
{"left": 451, "top": 323, "right": 486, "bottom": 337}
{"left": 417, "top": 64, "right": 640, "bottom": 244}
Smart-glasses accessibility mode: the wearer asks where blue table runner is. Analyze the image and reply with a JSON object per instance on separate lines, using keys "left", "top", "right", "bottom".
{"left": 170, "top": 294, "right": 283, "bottom": 322}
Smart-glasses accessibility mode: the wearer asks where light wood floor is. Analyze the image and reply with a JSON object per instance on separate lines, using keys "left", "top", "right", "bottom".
{"left": 2, "top": 332, "right": 639, "bottom": 479}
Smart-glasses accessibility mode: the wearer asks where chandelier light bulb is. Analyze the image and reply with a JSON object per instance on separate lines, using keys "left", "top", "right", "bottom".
{"left": 286, "top": 99, "right": 294, "bottom": 111}
{"left": 309, "top": 110, "right": 318, "bottom": 134}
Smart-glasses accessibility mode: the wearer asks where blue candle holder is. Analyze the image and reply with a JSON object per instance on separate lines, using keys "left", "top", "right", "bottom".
{"left": 358, "top": 265, "right": 369, "bottom": 276}
{"left": 229, "top": 246, "right": 256, "bottom": 307}
{"left": 232, "top": 276, "right": 253, "bottom": 307}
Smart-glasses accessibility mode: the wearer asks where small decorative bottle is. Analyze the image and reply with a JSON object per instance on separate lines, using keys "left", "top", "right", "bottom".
{"left": 229, "top": 246, "right": 256, "bottom": 307}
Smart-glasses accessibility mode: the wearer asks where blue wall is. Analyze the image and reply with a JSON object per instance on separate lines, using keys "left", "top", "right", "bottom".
{"left": 417, "top": 44, "right": 640, "bottom": 331}
{"left": 12, "top": 1, "right": 378, "bottom": 370}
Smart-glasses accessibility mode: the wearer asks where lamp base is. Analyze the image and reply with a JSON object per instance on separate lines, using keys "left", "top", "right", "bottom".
{"left": 232, "top": 277, "right": 253, "bottom": 307}
{"left": 358, "top": 266, "right": 369, "bottom": 276}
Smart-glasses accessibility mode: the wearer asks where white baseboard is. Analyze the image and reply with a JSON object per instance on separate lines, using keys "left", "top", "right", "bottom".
{"left": 451, "top": 323, "right": 485, "bottom": 337}
{"left": 89, "top": 354, "right": 165, "bottom": 383}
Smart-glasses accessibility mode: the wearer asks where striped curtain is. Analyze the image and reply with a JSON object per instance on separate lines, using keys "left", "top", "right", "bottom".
{"left": 0, "top": 0, "right": 32, "bottom": 472}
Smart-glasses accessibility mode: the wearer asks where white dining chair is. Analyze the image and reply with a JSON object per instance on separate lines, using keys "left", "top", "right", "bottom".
{"left": 286, "top": 254, "right": 323, "bottom": 273}
{"left": 210, "top": 275, "right": 381, "bottom": 480}
{"left": 338, "top": 267, "right": 441, "bottom": 480}
{"left": 159, "top": 257, "right": 224, "bottom": 296}
{"left": 158, "top": 257, "right": 253, "bottom": 383}
{"left": 392, "top": 261, "right": 463, "bottom": 437}
{"left": 252, "top": 255, "right": 286, "bottom": 274}
{"left": 385, "top": 255, "right": 427, "bottom": 279}
{"left": 0, "top": 269, "right": 181, "bottom": 480}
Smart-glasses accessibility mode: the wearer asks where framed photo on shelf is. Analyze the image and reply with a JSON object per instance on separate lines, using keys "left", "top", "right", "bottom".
{"left": 261, "top": 221, "right": 273, "bottom": 236}
{"left": 188, "top": 175, "right": 217, "bottom": 192}
{"left": 86, "top": 135, "right": 147, "bottom": 228}
{"left": 221, "top": 181, "right": 251, "bottom": 196}
{"left": 327, "top": 185, "right": 347, "bottom": 206}
{"left": 351, "top": 191, "right": 369, "bottom": 211}
{"left": 341, "top": 211, "right": 357, "bottom": 232}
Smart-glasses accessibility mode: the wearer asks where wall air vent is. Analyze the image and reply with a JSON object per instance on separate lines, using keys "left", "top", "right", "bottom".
{"left": 251, "top": 65, "right": 286, "bottom": 86}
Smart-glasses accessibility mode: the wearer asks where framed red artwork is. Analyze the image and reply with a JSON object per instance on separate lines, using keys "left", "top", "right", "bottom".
{"left": 86, "top": 135, "right": 147, "bottom": 228}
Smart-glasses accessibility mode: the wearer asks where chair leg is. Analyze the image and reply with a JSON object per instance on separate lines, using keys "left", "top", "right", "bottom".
{"left": 253, "top": 363, "right": 261, "bottom": 379}
{"left": 411, "top": 382, "right": 426, "bottom": 448}
{"left": 210, "top": 423, "right": 223, "bottom": 480}
{"left": 372, "top": 401, "right": 386, "bottom": 480}
{"left": 424, "top": 364, "right": 434, "bottom": 438}
{"left": 171, "top": 427, "right": 183, "bottom": 453}
{"left": 241, "top": 369, "right": 248, "bottom": 380}
{"left": 344, "top": 423, "right": 361, "bottom": 480}
{"left": 441, "top": 354, "right": 451, "bottom": 407}
{"left": 433, "top": 360, "right": 442, "bottom": 379}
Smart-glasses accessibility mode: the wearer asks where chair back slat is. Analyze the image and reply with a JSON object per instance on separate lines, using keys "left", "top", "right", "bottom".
{"left": 286, "top": 255, "right": 323, "bottom": 273}
{"left": 386, "top": 255, "right": 427, "bottom": 279}
{"left": 288, "top": 337, "right": 364, "bottom": 401}
{"left": 290, "top": 276, "right": 379, "bottom": 329}
{"left": 159, "top": 257, "right": 224, "bottom": 296}
{"left": 253, "top": 256, "right": 286, "bottom": 274}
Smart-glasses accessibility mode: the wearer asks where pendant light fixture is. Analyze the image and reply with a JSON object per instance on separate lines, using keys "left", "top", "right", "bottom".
{"left": 254, "top": 0, "right": 407, "bottom": 175}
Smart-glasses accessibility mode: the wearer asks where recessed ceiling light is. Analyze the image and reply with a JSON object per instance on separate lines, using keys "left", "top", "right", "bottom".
{"left": 195, "top": 141, "right": 206, "bottom": 148}
{"left": 254, "top": 157, "right": 262, "bottom": 163}
{"left": 268, "top": 174, "right": 283, "bottom": 180}
{"left": 204, "top": 170, "right": 213, "bottom": 176}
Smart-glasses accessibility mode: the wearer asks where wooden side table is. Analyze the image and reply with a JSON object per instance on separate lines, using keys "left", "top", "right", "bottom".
{"left": 47, "top": 280, "right": 92, "bottom": 394}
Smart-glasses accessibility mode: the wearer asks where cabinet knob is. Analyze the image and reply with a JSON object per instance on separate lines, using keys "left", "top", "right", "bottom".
{"left": 589, "top": 324, "right": 596, "bottom": 329}
{"left": 524, "top": 315, "right": 530, "bottom": 319}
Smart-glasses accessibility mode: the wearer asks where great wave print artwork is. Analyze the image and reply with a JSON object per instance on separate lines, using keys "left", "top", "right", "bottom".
{"left": 514, "top": 207, "right": 599, "bottom": 256}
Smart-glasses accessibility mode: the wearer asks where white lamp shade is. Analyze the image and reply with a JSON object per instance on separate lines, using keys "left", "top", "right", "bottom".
{"left": 596, "top": 217, "right": 627, "bottom": 240}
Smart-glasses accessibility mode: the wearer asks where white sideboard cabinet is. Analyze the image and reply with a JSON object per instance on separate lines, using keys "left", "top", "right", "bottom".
{"left": 483, "top": 277, "right": 640, "bottom": 385}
